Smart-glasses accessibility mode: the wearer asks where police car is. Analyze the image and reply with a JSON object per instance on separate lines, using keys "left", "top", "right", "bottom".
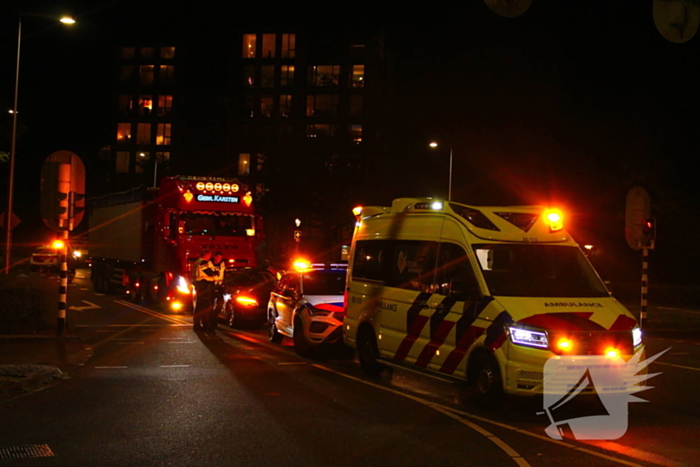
{"left": 267, "top": 261, "right": 347, "bottom": 357}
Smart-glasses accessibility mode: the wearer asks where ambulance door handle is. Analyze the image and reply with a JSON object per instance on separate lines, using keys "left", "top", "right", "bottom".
{"left": 434, "top": 303, "right": 446, "bottom": 314}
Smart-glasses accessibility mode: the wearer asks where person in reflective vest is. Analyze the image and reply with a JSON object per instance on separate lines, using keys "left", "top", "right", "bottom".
{"left": 192, "top": 249, "right": 218, "bottom": 332}
{"left": 209, "top": 251, "right": 227, "bottom": 330}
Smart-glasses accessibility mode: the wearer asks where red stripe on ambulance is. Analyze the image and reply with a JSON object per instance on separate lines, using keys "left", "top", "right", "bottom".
{"left": 415, "top": 320, "right": 456, "bottom": 368}
{"left": 439, "top": 325, "right": 486, "bottom": 375}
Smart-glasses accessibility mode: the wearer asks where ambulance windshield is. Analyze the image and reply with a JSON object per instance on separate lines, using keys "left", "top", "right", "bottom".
{"left": 473, "top": 244, "right": 608, "bottom": 298}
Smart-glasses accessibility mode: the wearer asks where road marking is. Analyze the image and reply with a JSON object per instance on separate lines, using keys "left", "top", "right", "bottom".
{"left": 658, "top": 306, "right": 700, "bottom": 314}
{"left": 119, "top": 342, "right": 144, "bottom": 345}
{"left": 278, "top": 362, "right": 307, "bottom": 365}
{"left": 655, "top": 361, "right": 700, "bottom": 372}
{"left": 75, "top": 324, "right": 191, "bottom": 327}
{"left": 168, "top": 341, "right": 195, "bottom": 344}
{"left": 114, "top": 300, "right": 189, "bottom": 324}
{"left": 69, "top": 300, "right": 101, "bottom": 311}
{"left": 95, "top": 366, "right": 128, "bottom": 369}
{"left": 311, "top": 364, "right": 531, "bottom": 467}
{"left": 160, "top": 365, "right": 190, "bottom": 368}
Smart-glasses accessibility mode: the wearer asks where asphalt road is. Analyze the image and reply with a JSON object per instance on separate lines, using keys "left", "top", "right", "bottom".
{"left": 1, "top": 270, "right": 698, "bottom": 466}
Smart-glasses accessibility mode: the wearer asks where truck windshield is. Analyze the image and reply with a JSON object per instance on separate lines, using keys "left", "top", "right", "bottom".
{"left": 180, "top": 213, "right": 253, "bottom": 236}
{"left": 473, "top": 244, "right": 608, "bottom": 298}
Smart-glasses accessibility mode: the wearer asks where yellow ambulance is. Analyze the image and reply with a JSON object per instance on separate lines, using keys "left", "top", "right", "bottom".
{"left": 343, "top": 198, "right": 643, "bottom": 400}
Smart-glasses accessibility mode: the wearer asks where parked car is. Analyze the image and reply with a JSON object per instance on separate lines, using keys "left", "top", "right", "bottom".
{"left": 267, "top": 263, "right": 347, "bottom": 356}
{"left": 218, "top": 268, "right": 277, "bottom": 328}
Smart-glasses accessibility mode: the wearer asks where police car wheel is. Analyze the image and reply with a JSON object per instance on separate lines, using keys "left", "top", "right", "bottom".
{"left": 358, "top": 330, "right": 384, "bottom": 376}
{"left": 268, "top": 311, "right": 283, "bottom": 344}
{"left": 293, "top": 316, "right": 312, "bottom": 357}
{"left": 226, "top": 302, "right": 238, "bottom": 328}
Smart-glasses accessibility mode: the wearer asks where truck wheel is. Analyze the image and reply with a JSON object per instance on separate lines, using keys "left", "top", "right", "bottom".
{"left": 268, "top": 310, "right": 283, "bottom": 344}
{"left": 357, "top": 328, "right": 384, "bottom": 376}
{"left": 293, "top": 315, "right": 312, "bottom": 357}
{"left": 470, "top": 352, "right": 504, "bottom": 404}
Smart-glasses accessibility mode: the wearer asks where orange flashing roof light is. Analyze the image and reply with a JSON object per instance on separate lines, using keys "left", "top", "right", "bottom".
{"left": 544, "top": 209, "right": 564, "bottom": 232}
{"left": 352, "top": 206, "right": 363, "bottom": 218}
{"left": 292, "top": 258, "right": 312, "bottom": 271}
{"left": 52, "top": 239, "right": 65, "bottom": 250}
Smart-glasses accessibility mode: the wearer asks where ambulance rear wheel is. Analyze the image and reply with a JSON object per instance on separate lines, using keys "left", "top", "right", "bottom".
{"left": 357, "top": 328, "right": 384, "bottom": 376}
{"left": 471, "top": 353, "right": 503, "bottom": 403}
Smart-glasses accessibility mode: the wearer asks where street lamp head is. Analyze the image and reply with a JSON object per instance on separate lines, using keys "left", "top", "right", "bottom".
{"left": 59, "top": 17, "right": 76, "bottom": 25}
{"left": 429, "top": 142, "right": 438, "bottom": 148}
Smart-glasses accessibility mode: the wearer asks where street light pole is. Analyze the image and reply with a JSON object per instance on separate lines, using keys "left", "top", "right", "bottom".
{"left": 3, "top": 14, "right": 75, "bottom": 274}
{"left": 429, "top": 141, "right": 453, "bottom": 201}
{"left": 4, "top": 16, "right": 23, "bottom": 274}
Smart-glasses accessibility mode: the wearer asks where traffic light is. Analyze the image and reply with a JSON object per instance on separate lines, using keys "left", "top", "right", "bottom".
{"left": 642, "top": 219, "right": 656, "bottom": 248}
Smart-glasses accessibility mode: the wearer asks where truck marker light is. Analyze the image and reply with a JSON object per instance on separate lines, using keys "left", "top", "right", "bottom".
{"left": 196, "top": 182, "right": 205, "bottom": 191}
{"left": 214, "top": 183, "right": 222, "bottom": 191}
{"left": 544, "top": 209, "right": 563, "bottom": 232}
{"left": 205, "top": 182, "right": 214, "bottom": 191}
{"left": 223, "top": 183, "right": 231, "bottom": 192}
{"left": 183, "top": 190, "right": 193, "bottom": 203}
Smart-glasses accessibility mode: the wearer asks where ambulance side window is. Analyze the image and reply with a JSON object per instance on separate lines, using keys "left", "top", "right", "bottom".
{"left": 352, "top": 240, "right": 389, "bottom": 282}
{"left": 435, "top": 243, "right": 479, "bottom": 299}
{"left": 386, "top": 240, "right": 439, "bottom": 292}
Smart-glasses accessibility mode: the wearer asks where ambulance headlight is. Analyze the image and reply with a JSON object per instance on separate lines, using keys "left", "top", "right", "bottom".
{"left": 509, "top": 325, "right": 549, "bottom": 349}
{"left": 632, "top": 327, "right": 642, "bottom": 347}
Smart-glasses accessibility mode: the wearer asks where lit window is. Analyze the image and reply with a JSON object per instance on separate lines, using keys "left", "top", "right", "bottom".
{"left": 116, "top": 151, "right": 130, "bottom": 173}
{"left": 120, "top": 47, "right": 135, "bottom": 59}
{"left": 140, "top": 65, "right": 154, "bottom": 86}
{"left": 352, "top": 65, "right": 364, "bottom": 88}
{"left": 156, "top": 123, "right": 171, "bottom": 145}
{"left": 243, "top": 65, "right": 255, "bottom": 87}
{"left": 238, "top": 153, "right": 250, "bottom": 175}
{"left": 137, "top": 123, "right": 151, "bottom": 144}
{"left": 282, "top": 34, "right": 295, "bottom": 58}
{"left": 158, "top": 95, "right": 173, "bottom": 116}
{"left": 308, "top": 65, "right": 340, "bottom": 87}
{"left": 279, "top": 95, "right": 292, "bottom": 117}
{"left": 141, "top": 47, "right": 154, "bottom": 59}
{"left": 139, "top": 95, "right": 153, "bottom": 116}
{"left": 260, "top": 96, "right": 273, "bottom": 117}
{"left": 306, "top": 94, "right": 338, "bottom": 116}
{"left": 161, "top": 46, "right": 175, "bottom": 59}
{"left": 160, "top": 65, "right": 174, "bottom": 83}
{"left": 242, "top": 34, "right": 256, "bottom": 58}
{"left": 136, "top": 152, "right": 150, "bottom": 173}
{"left": 262, "top": 34, "right": 275, "bottom": 58}
{"left": 260, "top": 65, "right": 274, "bottom": 87}
{"left": 307, "top": 124, "right": 336, "bottom": 138}
{"left": 117, "top": 123, "right": 132, "bottom": 142}
{"left": 352, "top": 124, "right": 362, "bottom": 143}
{"left": 281, "top": 65, "right": 294, "bottom": 86}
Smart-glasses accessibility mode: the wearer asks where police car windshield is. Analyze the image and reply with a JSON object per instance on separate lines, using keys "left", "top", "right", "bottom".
{"left": 473, "top": 244, "right": 608, "bottom": 298}
{"left": 302, "top": 271, "right": 346, "bottom": 296}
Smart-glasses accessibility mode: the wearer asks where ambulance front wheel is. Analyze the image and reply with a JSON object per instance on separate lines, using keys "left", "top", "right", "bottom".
{"left": 470, "top": 352, "right": 503, "bottom": 403}
{"left": 357, "top": 328, "right": 384, "bottom": 376}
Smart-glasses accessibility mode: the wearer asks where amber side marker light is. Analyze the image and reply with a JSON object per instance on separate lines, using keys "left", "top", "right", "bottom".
{"left": 52, "top": 240, "right": 65, "bottom": 250}
{"left": 556, "top": 338, "right": 573, "bottom": 352}
{"left": 605, "top": 347, "right": 620, "bottom": 358}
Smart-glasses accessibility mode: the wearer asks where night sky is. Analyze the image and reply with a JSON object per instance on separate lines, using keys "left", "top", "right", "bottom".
{"left": 1, "top": 1, "right": 698, "bottom": 285}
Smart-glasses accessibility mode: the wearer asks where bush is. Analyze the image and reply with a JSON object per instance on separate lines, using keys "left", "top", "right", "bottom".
{"left": 0, "top": 274, "right": 57, "bottom": 334}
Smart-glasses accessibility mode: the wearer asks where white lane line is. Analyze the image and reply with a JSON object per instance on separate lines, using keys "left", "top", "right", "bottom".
{"left": 114, "top": 299, "right": 189, "bottom": 325}
{"left": 311, "top": 364, "right": 531, "bottom": 467}
{"left": 160, "top": 365, "right": 190, "bottom": 368}
{"left": 168, "top": 341, "right": 195, "bottom": 344}
{"left": 95, "top": 366, "right": 128, "bottom": 369}
{"left": 655, "top": 361, "right": 700, "bottom": 372}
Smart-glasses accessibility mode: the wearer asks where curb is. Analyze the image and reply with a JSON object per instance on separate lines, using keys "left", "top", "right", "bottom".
{"left": 0, "top": 365, "right": 65, "bottom": 400}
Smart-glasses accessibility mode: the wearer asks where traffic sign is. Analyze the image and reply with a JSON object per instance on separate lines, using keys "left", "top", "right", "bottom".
{"left": 41, "top": 150, "right": 85, "bottom": 231}
{"left": 625, "top": 186, "right": 651, "bottom": 250}
{"left": 0, "top": 211, "right": 21, "bottom": 230}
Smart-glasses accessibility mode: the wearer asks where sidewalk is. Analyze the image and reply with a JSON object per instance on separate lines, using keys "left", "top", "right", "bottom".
{"left": 0, "top": 333, "right": 92, "bottom": 401}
